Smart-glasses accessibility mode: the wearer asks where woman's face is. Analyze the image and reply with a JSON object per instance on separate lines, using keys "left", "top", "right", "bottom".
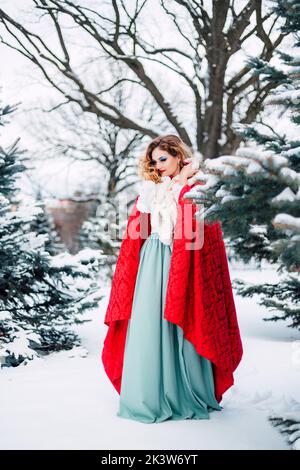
{"left": 150, "top": 147, "right": 180, "bottom": 177}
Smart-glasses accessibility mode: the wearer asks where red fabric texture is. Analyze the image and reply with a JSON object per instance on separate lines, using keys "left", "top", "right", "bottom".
{"left": 101, "top": 183, "right": 243, "bottom": 403}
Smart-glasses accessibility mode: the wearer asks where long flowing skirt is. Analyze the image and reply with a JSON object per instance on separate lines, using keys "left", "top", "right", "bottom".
{"left": 117, "top": 232, "right": 223, "bottom": 424}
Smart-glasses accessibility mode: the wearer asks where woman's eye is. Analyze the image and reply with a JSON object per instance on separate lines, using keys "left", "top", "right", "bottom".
{"left": 150, "top": 156, "right": 167, "bottom": 166}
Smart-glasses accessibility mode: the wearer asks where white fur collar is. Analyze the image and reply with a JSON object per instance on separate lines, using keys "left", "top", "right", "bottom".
{"left": 161, "top": 169, "right": 201, "bottom": 186}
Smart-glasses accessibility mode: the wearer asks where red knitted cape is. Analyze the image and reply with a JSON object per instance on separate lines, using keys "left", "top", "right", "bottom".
{"left": 101, "top": 183, "right": 243, "bottom": 403}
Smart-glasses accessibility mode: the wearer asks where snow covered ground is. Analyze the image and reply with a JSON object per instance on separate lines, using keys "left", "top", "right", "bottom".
{"left": 1, "top": 266, "right": 300, "bottom": 450}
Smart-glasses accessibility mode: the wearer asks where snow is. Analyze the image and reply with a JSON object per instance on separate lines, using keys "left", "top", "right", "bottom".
{"left": 249, "top": 224, "right": 267, "bottom": 235}
{"left": 279, "top": 167, "right": 300, "bottom": 186}
{"left": 272, "top": 187, "right": 297, "bottom": 203}
{"left": 236, "top": 148, "right": 288, "bottom": 170}
{"left": 273, "top": 213, "right": 300, "bottom": 231}
{"left": 271, "top": 88, "right": 300, "bottom": 105}
{"left": 283, "top": 145, "right": 300, "bottom": 158}
{"left": 0, "top": 266, "right": 299, "bottom": 450}
{"left": 220, "top": 195, "right": 240, "bottom": 204}
{"left": 0, "top": 329, "right": 38, "bottom": 362}
{"left": 246, "top": 161, "right": 263, "bottom": 175}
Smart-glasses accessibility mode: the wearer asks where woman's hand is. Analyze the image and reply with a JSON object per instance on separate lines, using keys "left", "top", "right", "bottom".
{"left": 178, "top": 158, "right": 199, "bottom": 185}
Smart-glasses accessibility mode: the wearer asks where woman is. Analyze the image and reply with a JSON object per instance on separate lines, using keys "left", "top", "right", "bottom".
{"left": 101, "top": 135, "right": 243, "bottom": 424}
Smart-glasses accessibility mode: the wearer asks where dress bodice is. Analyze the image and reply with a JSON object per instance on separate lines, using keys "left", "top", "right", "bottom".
{"left": 136, "top": 174, "right": 185, "bottom": 246}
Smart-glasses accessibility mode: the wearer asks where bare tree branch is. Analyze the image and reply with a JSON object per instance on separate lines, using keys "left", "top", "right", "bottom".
{"left": 0, "top": 0, "right": 292, "bottom": 163}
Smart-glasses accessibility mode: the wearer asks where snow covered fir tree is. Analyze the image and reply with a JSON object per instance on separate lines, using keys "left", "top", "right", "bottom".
{"left": 29, "top": 189, "right": 65, "bottom": 256}
{"left": 0, "top": 101, "right": 105, "bottom": 367}
{"left": 186, "top": 0, "right": 300, "bottom": 449}
{"left": 78, "top": 194, "right": 126, "bottom": 282}
{"left": 188, "top": 2, "right": 300, "bottom": 331}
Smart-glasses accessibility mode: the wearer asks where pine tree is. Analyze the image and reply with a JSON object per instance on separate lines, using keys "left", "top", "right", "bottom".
{"left": 0, "top": 101, "right": 104, "bottom": 367}
{"left": 269, "top": 412, "right": 300, "bottom": 450}
{"left": 77, "top": 194, "right": 124, "bottom": 282}
{"left": 188, "top": 0, "right": 300, "bottom": 331}
{"left": 29, "top": 189, "right": 65, "bottom": 256}
{"left": 186, "top": 0, "right": 300, "bottom": 448}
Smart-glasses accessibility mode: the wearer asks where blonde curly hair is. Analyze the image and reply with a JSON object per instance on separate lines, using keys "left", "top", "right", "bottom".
{"left": 138, "top": 134, "right": 195, "bottom": 183}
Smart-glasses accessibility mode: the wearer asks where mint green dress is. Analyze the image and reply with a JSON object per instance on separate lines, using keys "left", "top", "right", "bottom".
{"left": 117, "top": 231, "right": 223, "bottom": 424}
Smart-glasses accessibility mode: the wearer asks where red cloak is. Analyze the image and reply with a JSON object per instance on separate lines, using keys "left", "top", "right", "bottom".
{"left": 101, "top": 183, "right": 243, "bottom": 403}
